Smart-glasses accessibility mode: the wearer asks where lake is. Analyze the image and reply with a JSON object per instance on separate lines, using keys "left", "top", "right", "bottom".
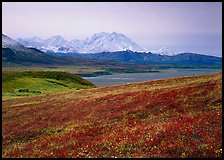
{"left": 82, "top": 69, "right": 222, "bottom": 87}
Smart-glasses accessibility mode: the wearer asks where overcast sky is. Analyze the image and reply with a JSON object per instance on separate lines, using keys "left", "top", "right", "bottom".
{"left": 2, "top": 2, "right": 222, "bottom": 57}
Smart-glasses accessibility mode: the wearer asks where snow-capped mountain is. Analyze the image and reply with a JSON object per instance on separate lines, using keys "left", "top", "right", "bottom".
{"left": 42, "top": 35, "right": 67, "bottom": 48}
{"left": 82, "top": 32, "right": 147, "bottom": 53}
{"left": 3, "top": 34, "right": 222, "bottom": 67}
{"left": 2, "top": 34, "right": 45, "bottom": 62}
{"left": 2, "top": 34, "right": 22, "bottom": 48}
{"left": 16, "top": 32, "right": 148, "bottom": 54}
{"left": 40, "top": 35, "right": 69, "bottom": 53}
{"left": 151, "top": 47, "right": 179, "bottom": 56}
{"left": 2, "top": 34, "right": 30, "bottom": 52}
{"left": 17, "top": 36, "right": 43, "bottom": 49}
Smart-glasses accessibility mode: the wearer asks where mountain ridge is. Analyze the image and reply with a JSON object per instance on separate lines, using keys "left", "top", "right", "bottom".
{"left": 48, "top": 50, "right": 222, "bottom": 66}
{"left": 3, "top": 34, "right": 158, "bottom": 76}
{"left": 3, "top": 34, "right": 222, "bottom": 68}
{"left": 16, "top": 32, "right": 148, "bottom": 54}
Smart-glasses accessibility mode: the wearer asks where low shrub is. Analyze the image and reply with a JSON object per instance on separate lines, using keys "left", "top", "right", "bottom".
{"left": 15, "top": 88, "right": 30, "bottom": 92}
{"left": 15, "top": 88, "right": 41, "bottom": 93}
{"left": 30, "top": 90, "right": 42, "bottom": 93}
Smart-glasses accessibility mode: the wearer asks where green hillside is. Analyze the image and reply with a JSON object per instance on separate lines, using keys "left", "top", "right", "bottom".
{"left": 2, "top": 70, "right": 96, "bottom": 98}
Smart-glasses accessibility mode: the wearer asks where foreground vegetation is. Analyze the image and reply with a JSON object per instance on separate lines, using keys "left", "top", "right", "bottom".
{"left": 2, "top": 72, "right": 222, "bottom": 158}
{"left": 2, "top": 70, "right": 96, "bottom": 99}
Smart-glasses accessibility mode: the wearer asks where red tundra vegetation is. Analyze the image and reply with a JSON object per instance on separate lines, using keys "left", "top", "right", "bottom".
{"left": 2, "top": 72, "right": 222, "bottom": 158}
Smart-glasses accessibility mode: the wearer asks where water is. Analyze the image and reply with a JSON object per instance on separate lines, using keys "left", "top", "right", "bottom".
{"left": 82, "top": 69, "right": 222, "bottom": 87}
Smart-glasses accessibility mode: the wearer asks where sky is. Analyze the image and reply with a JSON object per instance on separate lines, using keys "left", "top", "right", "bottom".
{"left": 2, "top": 2, "right": 222, "bottom": 57}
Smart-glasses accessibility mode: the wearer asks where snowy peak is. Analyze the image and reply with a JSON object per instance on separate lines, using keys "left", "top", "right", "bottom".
{"left": 2, "top": 34, "right": 22, "bottom": 48}
{"left": 151, "top": 47, "right": 179, "bottom": 56}
{"left": 110, "top": 32, "right": 129, "bottom": 40}
{"left": 39, "top": 36, "right": 68, "bottom": 53}
{"left": 90, "top": 32, "right": 109, "bottom": 40}
{"left": 24, "top": 36, "right": 43, "bottom": 42}
{"left": 2, "top": 34, "right": 42, "bottom": 53}
{"left": 16, "top": 32, "right": 148, "bottom": 54}
{"left": 42, "top": 35, "right": 67, "bottom": 47}
{"left": 82, "top": 32, "right": 148, "bottom": 53}
{"left": 16, "top": 36, "right": 43, "bottom": 48}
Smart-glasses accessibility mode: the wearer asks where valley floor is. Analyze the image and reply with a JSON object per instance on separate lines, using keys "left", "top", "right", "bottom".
{"left": 2, "top": 72, "right": 222, "bottom": 158}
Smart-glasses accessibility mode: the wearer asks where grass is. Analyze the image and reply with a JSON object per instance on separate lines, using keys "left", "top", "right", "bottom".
{"left": 2, "top": 72, "right": 222, "bottom": 158}
{"left": 2, "top": 70, "right": 96, "bottom": 99}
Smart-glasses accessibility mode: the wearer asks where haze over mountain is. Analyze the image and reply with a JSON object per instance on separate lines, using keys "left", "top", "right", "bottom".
{"left": 17, "top": 32, "right": 148, "bottom": 54}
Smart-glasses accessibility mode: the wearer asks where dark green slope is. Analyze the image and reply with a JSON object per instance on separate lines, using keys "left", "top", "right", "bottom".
{"left": 57, "top": 50, "right": 222, "bottom": 67}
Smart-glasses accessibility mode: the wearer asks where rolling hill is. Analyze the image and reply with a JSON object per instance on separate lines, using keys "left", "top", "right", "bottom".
{"left": 2, "top": 71, "right": 96, "bottom": 98}
{"left": 2, "top": 72, "right": 222, "bottom": 158}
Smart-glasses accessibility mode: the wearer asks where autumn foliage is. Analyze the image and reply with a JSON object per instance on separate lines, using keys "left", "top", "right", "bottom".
{"left": 2, "top": 72, "right": 222, "bottom": 158}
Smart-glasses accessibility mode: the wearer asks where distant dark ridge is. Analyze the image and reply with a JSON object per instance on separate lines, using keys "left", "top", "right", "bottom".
{"left": 47, "top": 50, "right": 222, "bottom": 66}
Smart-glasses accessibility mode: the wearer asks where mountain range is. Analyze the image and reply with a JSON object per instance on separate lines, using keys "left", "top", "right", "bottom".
{"left": 2, "top": 34, "right": 120, "bottom": 67}
{"left": 2, "top": 33, "right": 222, "bottom": 68}
{"left": 16, "top": 32, "right": 148, "bottom": 54}
{"left": 49, "top": 50, "right": 222, "bottom": 66}
{"left": 2, "top": 34, "right": 157, "bottom": 75}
